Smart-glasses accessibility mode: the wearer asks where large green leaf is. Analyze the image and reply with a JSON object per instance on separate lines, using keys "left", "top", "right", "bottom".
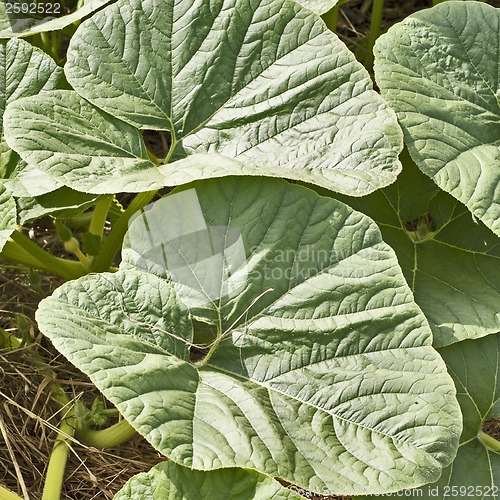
{"left": 0, "top": 183, "right": 16, "bottom": 252}
{"left": 15, "top": 188, "right": 100, "bottom": 224}
{"left": 322, "top": 152, "right": 500, "bottom": 348}
{"left": 356, "top": 333, "right": 500, "bottom": 500}
{"left": 114, "top": 462, "right": 303, "bottom": 499}
{"left": 295, "top": 0, "right": 342, "bottom": 15}
{"left": 436, "top": 334, "right": 500, "bottom": 498}
{"left": 4, "top": 91, "right": 161, "bottom": 194}
{"left": 0, "top": 0, "right": 114, "bottom": 38}
{"left": 374, "top": 1, "right": 500, "bottom": 237}
{"left": 0, "top": 37, "right": 63, "bottom": 196}
{"left": 36, "top": 177, "right": 461, "bottom": 495}
{"left": 6, "top": 0, "right": 402, "bottom": 196}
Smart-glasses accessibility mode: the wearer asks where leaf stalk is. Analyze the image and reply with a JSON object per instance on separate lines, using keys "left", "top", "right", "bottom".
{"left": 3, "top": 231, "right": 86, "bottom": 280}
{"left": 41, "top": 387, "right": 76, "bottom": 500}
{"left": 478, "top": 430, "right": 500, "bottom": 453}
{"left": 364, "top": 0, "right": 385, "bottom": 70}
{"left": 90, "top": 190, "right": 157, "bottom": 272}
{"left": 89, "top": 196, "right": 113, "bottom": 237}
{"left": 0, "top": 484, "right": 24, "bottom": 500}
{"left": 77, "top": 419, "right": 137, "bottom": 449}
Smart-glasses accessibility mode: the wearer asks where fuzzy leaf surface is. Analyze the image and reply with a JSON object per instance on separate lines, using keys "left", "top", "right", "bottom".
{"left": 0, "top": 183, "right": 15, "bottom": 251}
{"left": 16, "top": 188, "right": 100, "bottom": 224}
{"left": 114, "top": 462, "right": 304, "bottom": 500}
{"left": 374, "top": 1, "right": 500, "bottom": 236}
{"left": 36, "top": 178, "right": 460, "bottom": 495}
{"left": 356, "top": 333, "right": 500, "bottom": 500}
{"left": 327, "top": 152, "right": 500, "bottom": 347}
{"left": 7, "top": 0, "right": 402, "bottom": 195}
{"left": 4, "top": 91, "right": 162, "bottom": 194}
{"left": 0, "top": 38, "right": 63, "bottom": 196}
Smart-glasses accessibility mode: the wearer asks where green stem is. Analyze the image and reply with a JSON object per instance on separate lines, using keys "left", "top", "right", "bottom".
{"left": 41, "top": 388, "right": 76, "bottom": 500}
{"left": 64, "top": 212, "right": 93, "bottom": 228}
{"left": 7, "top": 231, "right": 85, "bottom": 280}
{"left": 1, "top": 240, "right": 52, "bottom": 272}
{"left": 91, "top": 191, "right": 157, "bottom": 272}
{"left": 50, "top": 31, "right": 61, "bottom": 63}
{"left": 478, "top": 430, "right": 500, "bottom": 453}
{"left": 89, "top": 196, "right": 113, "bottom": 237}
{"left": 99, "top": 408, "right": 119, "bottom": 418}
{"left": 146, "top": 149, "right": 162, "bottom": 165}
{"left": 364, "top": 0, "right": 385, "bottom": 70}
{"left": 0, "top": 484, "right": 24, "bottom": 500}
{"left": 77, "top": 419, "right": 137, "bottom": 449}
{"left": 322, "top": 4, "right": 340, "bottom": 33}
{"left": 40, "top": 31, "right": 51, "bottom": 56}
{"left": 432, "top": 0, "right": 446, "bottom": 5}
{"left": 71, "top": 244, "right": 92, "bottom": 269}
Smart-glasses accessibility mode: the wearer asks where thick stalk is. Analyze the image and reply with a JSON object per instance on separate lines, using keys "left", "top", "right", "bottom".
{"left": 89, "top": 196, "right": 113, "bottom": 237}
{"left": 77, "top": 419, "right": 137, "bottom": 449}
{"left": 91, "top": 191, "right": 157, "bottom": 272}
{"left": 41, "top": 388, "right": 76, "bottom": 500}
{"left": 1, "top": 239, "right": 54, "bottom": 273}
{"left": 0, "top": 484, "right": 24, "bottom": 500}
{"left": 478, "top": 430, "right": 500, "bottom": 452}
{"left": 8, "top": 231, "right": 86, "bottom": 280}
{"left": 364, "top": 0, "right": 385, "bottom": 70}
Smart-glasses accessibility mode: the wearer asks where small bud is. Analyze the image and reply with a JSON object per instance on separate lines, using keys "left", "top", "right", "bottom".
{"left": 64, "top": 237, "right": 81, "bottom": 254}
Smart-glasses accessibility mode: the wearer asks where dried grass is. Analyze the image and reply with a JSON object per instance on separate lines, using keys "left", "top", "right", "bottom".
{"left": 0, "top": 266, "right": 166, "bottom": 499}
{"left": 483, "top": 418, "right": 500, "bottom": 442}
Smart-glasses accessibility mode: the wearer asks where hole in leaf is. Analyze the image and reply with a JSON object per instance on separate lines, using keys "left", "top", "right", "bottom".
{"left": 143, "top": 130, "right": 171, "bottom": 160}
{"left": 482, "top": 418, "right": 500, "bottom": 442}
{"left": 189, "top": 345, "right": 211, "bottom": 363}
{"left": 404, "top": 213, "right": 437, "bottom": 242}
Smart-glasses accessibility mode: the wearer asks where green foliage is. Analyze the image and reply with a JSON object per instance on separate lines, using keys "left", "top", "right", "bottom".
{"left": 115, "top": 462, "right": 304, "bottom": 500}
{"left": 0, "top": 183, "right": 15, "bottom": 252}
{"left": 0, "top": 37, "right": 63, "bottom": 196}
{"left": 324, "top": 151, "right": 500, "bottom": 347}
{"left": 374, "top": 1, "right": 500, "bottom": 237}
{"left": 4, "top": 0, "right": 402, "bottom": 196}
{"left": 356, "top": 332, "right": 500, "bottom": 500}
{"left": 36, "top": 177, "right": 462, "bottom": 496}
{"left": 436, "top": 334, "right": 500, "bottom": 495}
{"left": 0, "top": 1, "right": 499, "bottom": 498}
